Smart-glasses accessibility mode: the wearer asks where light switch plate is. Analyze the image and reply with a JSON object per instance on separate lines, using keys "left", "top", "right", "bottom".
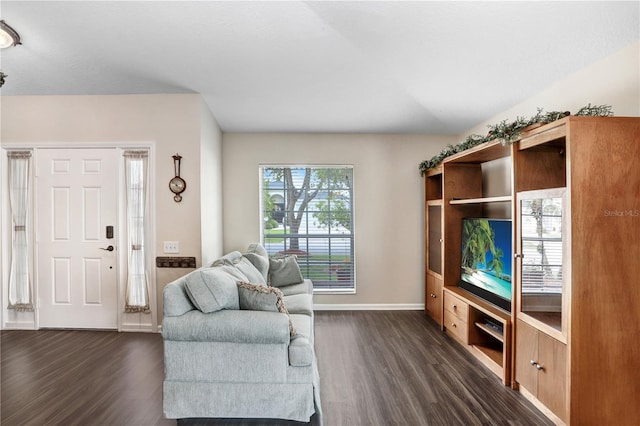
{"left": 163, "top": 241, "right": 179, "bottom": 254}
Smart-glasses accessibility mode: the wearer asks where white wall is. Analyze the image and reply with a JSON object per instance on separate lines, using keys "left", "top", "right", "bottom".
{"left": 462, "top": 41, "right": 640, "bottom": 138}
{"left": 222, "top": 133, "right": 454, "bottom": 307}
{"left": 199, "top": 101, "right": 224, "bottom": 267}
{"left": 0, "top": 94, "right": 223, "bottom": 326}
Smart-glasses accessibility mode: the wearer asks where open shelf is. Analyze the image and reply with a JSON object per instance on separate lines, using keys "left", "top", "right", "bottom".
{"left": 449, "top": 195, "right": 512, "bottom": 205}
{"left": 426, "top": 199, "right": 443, "bottom": 206}
{"left": 518, "top": 119, "right": 567, "bottom": 150}
{"left": 424, "top": 168, "right": 443, "bottom": 201}
{"left": 473, "top": 342, "right": 504, "bottom": 367}
{"left": 475, "top": 322, "right": 504, "bottom": 343}
{"left": 444, "top": 139, "right": 511, "bottom": 164}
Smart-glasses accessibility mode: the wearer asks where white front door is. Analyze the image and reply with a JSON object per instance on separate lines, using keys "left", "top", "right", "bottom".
{"left": 36, "top": 148, "right": 119, "bottom": 329}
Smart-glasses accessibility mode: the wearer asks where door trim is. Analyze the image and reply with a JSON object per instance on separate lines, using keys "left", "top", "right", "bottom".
{"left": 1, "top": 143, "right": 156, "bottom": 332}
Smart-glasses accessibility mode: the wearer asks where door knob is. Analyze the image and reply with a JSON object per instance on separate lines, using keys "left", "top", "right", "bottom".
{"left": 100, "top": 245, "right": 115, "bottom": 252}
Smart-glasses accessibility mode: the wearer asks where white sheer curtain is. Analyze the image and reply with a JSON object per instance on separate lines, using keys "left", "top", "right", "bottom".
{"left": 8, "top": 151, "right": 33, "bottom": 311}
{"left": 124, "top": 150, "right": 150, "bottom": 313}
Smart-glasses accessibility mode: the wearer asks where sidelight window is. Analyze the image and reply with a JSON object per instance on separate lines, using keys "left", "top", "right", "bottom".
{"left": 123, "top": 150, "right": 150, "bottom": 312}
{"left": 7, "top": 151, "right": 33, "bottom": 311}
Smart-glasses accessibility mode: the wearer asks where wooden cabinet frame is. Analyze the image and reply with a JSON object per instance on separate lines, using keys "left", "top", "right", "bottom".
{"left": 423, "top": 116, "right": 640, "bottom": 425}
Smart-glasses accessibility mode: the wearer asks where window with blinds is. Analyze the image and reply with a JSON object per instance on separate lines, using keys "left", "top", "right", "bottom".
{"left": 260, "top": 166, "right": 354, "bottom": 291}
{"left": 520, "top": 196, "right": 563, "bottom": 294}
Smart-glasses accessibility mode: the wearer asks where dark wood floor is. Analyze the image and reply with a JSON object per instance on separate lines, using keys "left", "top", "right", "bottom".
{"left": 1, "top": 311, "right": 552, "bottom": 426}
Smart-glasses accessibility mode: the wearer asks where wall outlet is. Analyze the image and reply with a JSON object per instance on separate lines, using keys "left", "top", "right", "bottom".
{"left": 163, "top": 241, "right": 179, "bottom": 254}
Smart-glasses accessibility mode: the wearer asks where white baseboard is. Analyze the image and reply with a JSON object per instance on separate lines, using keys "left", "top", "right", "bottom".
{"left": 120, "top": 323, "right": 155, "bottom": 332}
{"left": 3, "top": 321, "right": 37, "bottom": 330}
{"left": 313, "top": 303, "right": 424, "bottom": 311}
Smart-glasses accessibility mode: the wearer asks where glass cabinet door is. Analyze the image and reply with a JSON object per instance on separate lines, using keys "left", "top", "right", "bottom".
{"left": 516, "top": 188, "right": 567, "bottom": 341}
{"left": 427, "top": 205, "right": 442, "bottom": 274}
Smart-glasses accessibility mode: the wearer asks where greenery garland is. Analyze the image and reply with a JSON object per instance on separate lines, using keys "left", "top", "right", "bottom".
{"left": 418, "top": 104, "right": 613, "bottom": 175}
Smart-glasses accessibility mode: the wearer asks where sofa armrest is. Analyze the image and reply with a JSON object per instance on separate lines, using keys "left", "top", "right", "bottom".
{"left": 163, "top": 279, "right": 196, "bottom": 317}
{"left": 289, "top": 335, "right": 313, "bottom": 366}
{"left": 162, "top": 309, "right": 291, "bottom": 344}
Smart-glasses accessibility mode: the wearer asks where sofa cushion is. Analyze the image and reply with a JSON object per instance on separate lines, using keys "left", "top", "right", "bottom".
{"left": 183, "top": 267, "right": 241, "bottom": 313}
{"left": 213, "top": 250, "right": 266, "bottom": 285}
{"left": 283, "top": 293, "right": 313, "bottom": 316}
{"left": 243, "top": 243, "right": 270, "bottom": 282}
{"left": 162, "top": 309, "right": 291, "bottom": 344}
{"left": 269, "top": 255, "right": 304, "bottom": 287}
{"left": 235, "top": 257, "right": 267, "bottom": 285}
{"left": 279, "top": 280, "right": 313, "bottom": 296}
{"left": 237, "top": 282, "right": 296, "bottom": 336}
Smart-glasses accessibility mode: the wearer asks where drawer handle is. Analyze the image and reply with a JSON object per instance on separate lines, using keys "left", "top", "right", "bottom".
{"left": 530, "top": 360, "right": 544, "bottom": 371}
{"left": 452, "top": 304, "right": 457, "bottom": 310}
{"left": 451, "top": 323, "right": 457, "bottom": 328}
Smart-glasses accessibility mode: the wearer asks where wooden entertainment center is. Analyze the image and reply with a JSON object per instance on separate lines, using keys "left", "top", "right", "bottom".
{"left": 424, "top": 116, "right": 640, "bottom": 425}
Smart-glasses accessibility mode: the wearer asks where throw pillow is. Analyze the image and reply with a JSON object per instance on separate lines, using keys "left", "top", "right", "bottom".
{"left": 237, "top": 281, "right": 296, "bottom": 336}
{"left": 268, "top": 255, "right": 304, "bottom": 287}
{"left": 183, "top": 267, "right": 240, "bottom": 313}
{"left": 243, "top": 243, "right": 270, "bottom": 282}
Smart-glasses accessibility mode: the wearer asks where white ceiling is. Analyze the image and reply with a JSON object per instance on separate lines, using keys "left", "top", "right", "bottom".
{"left": 1, "top": 1, "right": 638, "bottom": 134}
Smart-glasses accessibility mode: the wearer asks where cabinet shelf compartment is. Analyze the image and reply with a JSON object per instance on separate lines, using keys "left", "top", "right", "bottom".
{"left": 518, "top": 311, "right": 563, "bottom": 342}
{"left": 475, "top": 321, "right": 504, "bottom": 343}
{"left": 514, "top": 136, "right": 566, "bottom": 193}
{"left": 472, "top": 341, "right": 504, "bottom": 371}
{"left": 425, "top": 168, "right": 443, "bottom": 201}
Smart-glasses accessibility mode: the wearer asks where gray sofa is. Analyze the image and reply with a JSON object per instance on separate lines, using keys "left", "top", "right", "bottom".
{"left": 162, "top": 243, "right": 322, "bottom": 423}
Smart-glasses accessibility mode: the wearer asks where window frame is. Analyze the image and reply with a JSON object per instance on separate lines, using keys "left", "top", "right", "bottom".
{"left": 259, "top": 164, "right": 356, "bottom": 294}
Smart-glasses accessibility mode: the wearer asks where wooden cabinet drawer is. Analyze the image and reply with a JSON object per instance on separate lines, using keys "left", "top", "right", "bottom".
{"left": 444, "top": 292, "right": 468, "bottom": 322}
{"left": 444, "top": 309, "right": 468, "bottom": 343}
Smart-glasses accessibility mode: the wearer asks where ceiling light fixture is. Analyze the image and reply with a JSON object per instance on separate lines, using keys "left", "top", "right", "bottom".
{"left": 0, "top": 20, "right": 21, "bottom": 48}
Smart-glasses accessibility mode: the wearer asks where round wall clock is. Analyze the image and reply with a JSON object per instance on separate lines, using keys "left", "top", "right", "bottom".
{"left": 169, "top": 154, "right": 186, "bottom": 202}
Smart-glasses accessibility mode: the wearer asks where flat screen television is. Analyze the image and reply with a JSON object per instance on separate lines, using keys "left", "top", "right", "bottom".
{"left": 459, "top": 218, "right": 512, "bottom": 312}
